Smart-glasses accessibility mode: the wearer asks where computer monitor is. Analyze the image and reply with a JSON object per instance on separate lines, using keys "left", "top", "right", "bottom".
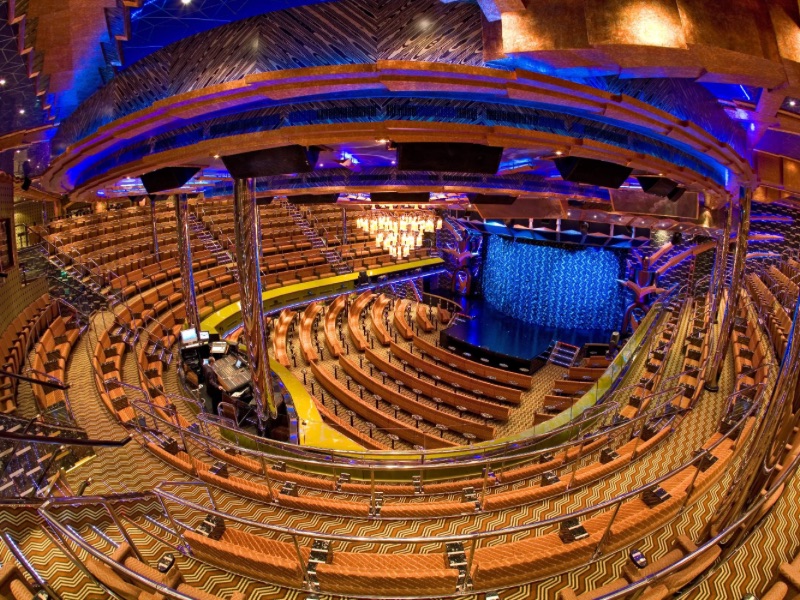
{"left": 199, "top": 330, "right": 210, "bottom": 343}
{"left": 210, "top": 341, "right": 228, "bottom": 355}
{"left": 234, "top": 358, "right": 243, "bottom": 369}
{"left": 180, "top": 328, "right": 198, "bottom": 346}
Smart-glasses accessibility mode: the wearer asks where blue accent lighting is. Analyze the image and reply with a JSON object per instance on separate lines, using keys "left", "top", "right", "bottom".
{"left": 482, "top": 236, "right": 627, "bottom": 331}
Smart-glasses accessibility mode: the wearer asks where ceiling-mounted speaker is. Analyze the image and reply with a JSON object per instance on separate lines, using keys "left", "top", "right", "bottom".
{"left": 671, "top": 232, "right": 683, "bottom": 245}
{"left": 554, "top": 157, "right": 633, "bottom": 189}
{"left": 370, "top": 191, "right": 430, "bottom": 203}
{"left": 396, "top": 142, "right": 504, "bottom": 174}
{"left": 20, "top": 177, "right": 31, "bottom": 191}
{"left": 284, "top": 193, "right": 340, "bottom": 205}
{"left": 467, "top": 193, "right": 518, "bottom": 205}
{"left": 221, "top": 145, "right": 320, "bottom": 179}
{"left": 141, "top": 167, "right": 201, "bottom": 194}
{"left": 667, "top": 187, "right": 686, "bottom": 202}
{"left": 636, "top": 176, "right": 679, "bottom": 197}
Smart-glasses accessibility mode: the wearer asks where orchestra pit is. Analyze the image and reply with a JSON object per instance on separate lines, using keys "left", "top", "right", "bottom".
{"left": 3, "top": 1, "right": 800, "bottom": 598}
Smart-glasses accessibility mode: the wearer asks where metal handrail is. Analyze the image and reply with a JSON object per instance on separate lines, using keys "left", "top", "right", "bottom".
{"left": 1, "top": 532, "right": 62, "bottom": 599}
{"left": 38, "top": 499, "right": 200, "bottom": 600}
{"left": 139, "top": 382, "right": 685, "bottom": 480}
{"left": 0, "top": 429, "right": 131, "bottom": 448}
{"left": 152, "top": 284, "right": 678, "bottom": 466}
{"left": 151, "top": 385, "right": 760, "bottom": 547}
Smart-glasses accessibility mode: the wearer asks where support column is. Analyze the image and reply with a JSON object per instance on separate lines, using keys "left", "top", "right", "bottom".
{"left": 341, "top": 207, "right": 347, "bottom": 244}
{"left": 232, "top": 178, "right": 276, "bottom": 422}
{"left": 175, "top": 193, "right": 200, "bottom": 331}
{"left": 705, "top": 188, "right": 752, "bottom": 390}
{"left": 150, "top": 195, "right": 160, "bottom": 262}
{"left": 707, "top": 206, "right": 732, "bottom": 325}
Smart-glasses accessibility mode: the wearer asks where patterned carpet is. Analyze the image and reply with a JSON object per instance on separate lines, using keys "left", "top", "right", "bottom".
{"left": 0, "top": 294, "right": 777, "bottom": 600}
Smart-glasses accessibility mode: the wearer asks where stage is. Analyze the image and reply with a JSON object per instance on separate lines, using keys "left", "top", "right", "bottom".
{"left": 443, "top": 298, "right": 615, "bottom": 372}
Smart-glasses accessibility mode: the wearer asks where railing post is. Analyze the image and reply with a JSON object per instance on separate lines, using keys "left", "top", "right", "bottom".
{"left": 592, "top": 501, "right": 621, "bottom": 560}
{"left": 480, "top": 461, "right": 491, "bottom": 505}
{"left": 104, "top": 502, "right": 145, "bottom": 561}
{"left": 157, "top": 494, "right": 186, "bottom": 548}
{"left": 292, "top": 533, "right": 310, "bottom": 589}
{"left": 706, "top": 188, "right": 751, "bottom": 390}
{"left": 149, "top": 195, "right": 160, "bottom": 262}
{"left": 464, "top": 537, "right": 478, "bottom": 591}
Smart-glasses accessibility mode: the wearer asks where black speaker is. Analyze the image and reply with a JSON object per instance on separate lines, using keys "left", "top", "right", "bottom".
{"left": 667, "top": 187, "right": 686, "bottom": 202}
{"left": 554, "top": 157, "right": 633, "bottom": 189}
{"left": 370, "top": 192, "right": 430, "bottom": 204}
{"left": 636, "top": 176, "right": 678, "bottom": 197}
{"left": 141, "top": 167, "right": 201, "bottom": 194}
{"left": 221, "top": 146, "right": 319, "bottom": 179}
{"left": 284, "top": 193, "right": 340, "bottom": 205}
{"left": 20, "top": 177, "right": 31, "bottom": 191}
{"left": 396, "top": 142, "right": 503, "bottom": 174}
{"left": 671, "top": 232, "right": 683, "bottom": 245}
{"left": 467, "top": 193, "right": 517, "bottom": 205}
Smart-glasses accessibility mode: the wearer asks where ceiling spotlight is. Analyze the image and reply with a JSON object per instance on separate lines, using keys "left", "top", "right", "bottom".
{"left": 0, "top": 79, "right": 6, "bottom": 86}
{"left": 181, "top": 0, "right": 191, "bottom": 4}
{"left": 375, "top": 138, "right": 390, "bottom": 144}
{"left": 555, "top": 151, "right": 563, "bottom": 156}
{"left": 790, "top": 100, "right": 797, "bottom": 107}
{"left": 18, "top": 109, "right": 25, "bottom": 114}
{"left": 213, "top": 154, "right": 220, "bottom": 159}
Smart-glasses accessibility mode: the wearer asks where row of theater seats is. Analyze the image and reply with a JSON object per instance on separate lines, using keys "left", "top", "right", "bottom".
{"left": 0, "top": 295, "right": 60, "bottom": 413}
{"left": 30, "top": 306, "right": 83, "bottom": 412}
{"left": 393, "top": 298, "right": 435, "bottom": 340}
{"left": 558, "top": 535, "right": 721, "bottom": 600}
{"left": 0, "top": 562, "right": 38, "bottom": 598}
{"left": 109, "top": 251, "right": 219, "bottom": 298}
{"left": 56, "top": 221, "right": 175, "bottom": 261}
{"left": 43, "top": 205, "right": 172, "bottom": 237}
{"left": 138, "top": 387, "right": 752, "bottom": 598}
{"left": 135, "top": 298, "right": 700, "bottom": 514}
{"left": 98, "top": 272, "right": 764, "bottom": 589}
{"left": 556, "top": 287, "right": 776, "bottom": 599}
{"left": 764, "top": 265, "right": 799, "bottom": 313}
{"left": 85, "top": 541, "right": 245, "bottom": 600}
{"left": 746, "top": 272, "right": 792, "bottom": 356}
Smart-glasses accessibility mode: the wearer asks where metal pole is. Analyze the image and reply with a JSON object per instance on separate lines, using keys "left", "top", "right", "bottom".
{"left": 104, "top": 502, "right": 145, "bottom": 561}
{"left": 707, "top": 207, "right": 732, "bottom": 325}
{"left": 232, "top": 178, "right": 276, "bottom": 422}
{"left": 175, "top": 193, "right": 200, "bottom": 331}
{"left": 342, "top": 206, "right": 347, "bottom": 244}
{"left": 150, "top": 195, "right": 160, "bottom": 262}
{"left": 705, "top": 188, "right": 752, "bottom": 390}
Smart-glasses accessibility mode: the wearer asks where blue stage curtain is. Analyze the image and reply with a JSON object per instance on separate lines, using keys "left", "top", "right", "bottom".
{"left": 482, "top": 236, "right": 626, "bottom": 330}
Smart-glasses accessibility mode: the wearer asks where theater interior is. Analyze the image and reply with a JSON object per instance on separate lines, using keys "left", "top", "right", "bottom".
{"left": 2, "top": 0, "right": 800, "bottom": 598}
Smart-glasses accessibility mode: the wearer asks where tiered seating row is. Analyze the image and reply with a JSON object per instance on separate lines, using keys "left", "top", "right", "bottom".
{"left": 746, "top": 273, "right": 792, "bottom": 356}
{"left": 0, "top": 294, "right": 59, "bottom": 413}
{"left": 31, "top": 309, "right": 83, "bottom": 411}
{"left": 413, "top": 335, "right": 533, "bottom": 389}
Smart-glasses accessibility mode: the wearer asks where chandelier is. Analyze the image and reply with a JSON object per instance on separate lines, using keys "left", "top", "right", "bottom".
{"left": 354, "top": 210, "right": 442, "bottom": 259}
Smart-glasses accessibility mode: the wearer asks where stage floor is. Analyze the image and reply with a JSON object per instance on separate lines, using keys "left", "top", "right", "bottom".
{"left": 445, "top": 298, "right": 615, "bottom": 361}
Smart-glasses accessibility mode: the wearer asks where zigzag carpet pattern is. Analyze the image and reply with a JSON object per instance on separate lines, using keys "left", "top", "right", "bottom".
{"left": 2, "top": 298, "right": 764, "bottom": 600}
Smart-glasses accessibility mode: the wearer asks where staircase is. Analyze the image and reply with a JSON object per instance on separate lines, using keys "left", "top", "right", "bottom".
{"left": 280, "top": 200, "right": 351, "bottom": 275}
{"left": 19, "top": 245, "right": 107, "bottom": 316}
{"left": 188, "top": 213, "right": 233, "bottom": 267}
{"left": 390, "top": 279, "right": 423, "bottom": 301}
{"left": 548, "top": 341, "right": 581, "bottom": 368}
{"left": 0, "top": 415, "right": 94, "bottom": 499}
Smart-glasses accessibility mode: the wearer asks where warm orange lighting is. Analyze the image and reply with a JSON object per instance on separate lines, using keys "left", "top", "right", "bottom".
{"left": 626, "top": 3, "right": 684, "bottom": 48}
